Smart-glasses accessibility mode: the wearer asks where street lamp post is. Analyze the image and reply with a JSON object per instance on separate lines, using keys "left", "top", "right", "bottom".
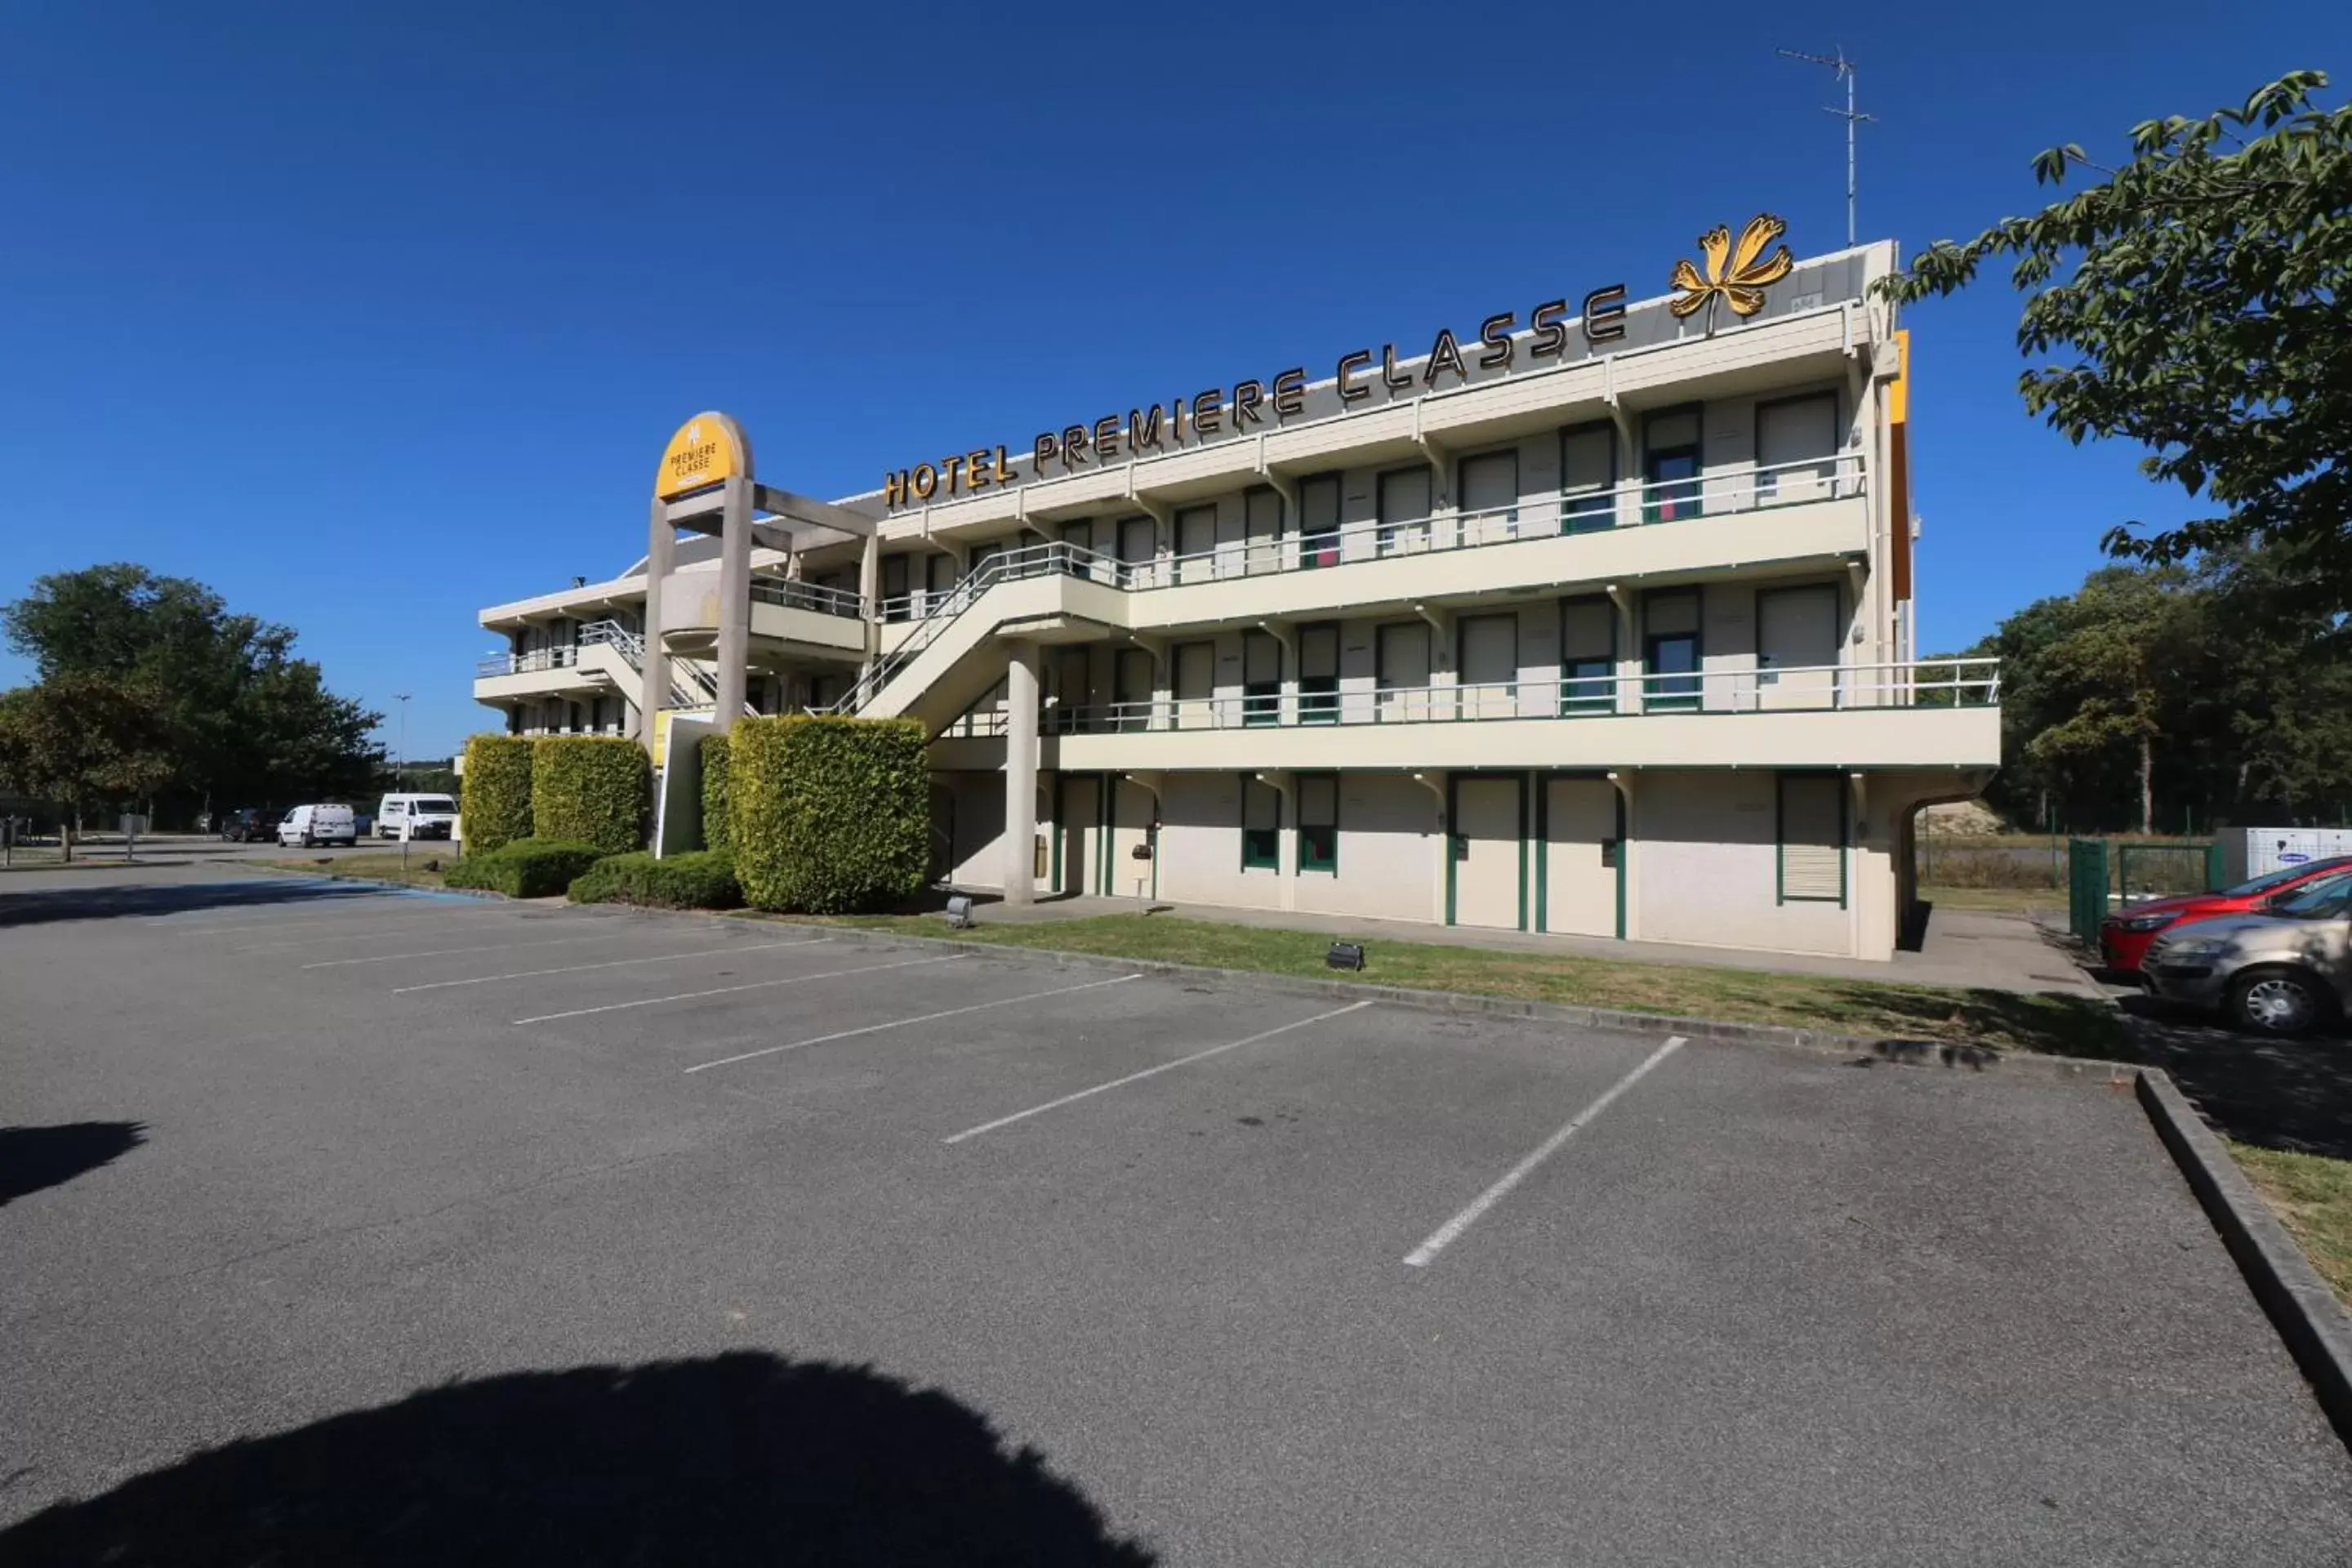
{"left": 394, "top": 693, "right": 412, "bottom": 878}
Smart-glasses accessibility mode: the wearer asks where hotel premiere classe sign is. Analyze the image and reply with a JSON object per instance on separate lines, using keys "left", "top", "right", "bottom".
{"left": 880, "top": 215, "right": 1794, "bottom": 513}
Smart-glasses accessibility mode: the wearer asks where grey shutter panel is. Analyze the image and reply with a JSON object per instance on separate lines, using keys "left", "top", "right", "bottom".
{"left": 1780, "top": 776, "right": 1844, "bottom": 901}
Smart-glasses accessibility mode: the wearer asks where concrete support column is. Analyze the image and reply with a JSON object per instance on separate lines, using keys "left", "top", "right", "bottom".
{"left": 714, "top": 476, "right": 753, "bottom": 733}
{"left": 859, "top": 531, "right": 883, "bottom": 686}
{"left": 640, "top": 500, "right": 674, "bottom": 759}
{"left": 1003, "top": 642, "right": 1040, "bottom": 906}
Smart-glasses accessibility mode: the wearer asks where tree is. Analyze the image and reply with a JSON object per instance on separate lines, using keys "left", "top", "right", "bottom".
{"left": 1882, "top": 72, "right": 2352, "bottom": 599}
{"left": 1, "top": 564, "right": 382, "bottom": 819}
{"left": 2020, "top": 568, "right": 2203, "bottom": 835}
{"left": 0, "top": 675, "right": 178, "bottom": 859}
{"left": 1967, "top": 555, "right": 2352, "bottom": 834}
{"left": 2179, "top": 547, "right": 2352, "bottom": 822}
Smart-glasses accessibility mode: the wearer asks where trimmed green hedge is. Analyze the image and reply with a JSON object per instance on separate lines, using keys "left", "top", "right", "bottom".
{"left": 731, "top": 715, "right": 929, "bottom": 914}
{"left": 460, "top": 734, "right": 534, "bottom": 855}
{"left": 444, "top": 838, "right": 606, "bottom": 899}
{"left": 530, "top": 736, "right": 650, "bottom": 856}
{"left": 569, "top": 849, "right": 742, "bottom": 910}
{"left": 700, "top": 733, "right": 733, "bottom": 857}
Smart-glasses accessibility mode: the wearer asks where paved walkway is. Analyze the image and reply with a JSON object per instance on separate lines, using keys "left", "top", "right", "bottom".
{"left": 959, "top": 892, "right": 2101, "bottom": 997}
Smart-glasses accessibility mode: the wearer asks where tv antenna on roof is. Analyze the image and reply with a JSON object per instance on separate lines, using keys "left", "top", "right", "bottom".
{"left": 1778, "top": 46, "right": 1874, "bottom": 246}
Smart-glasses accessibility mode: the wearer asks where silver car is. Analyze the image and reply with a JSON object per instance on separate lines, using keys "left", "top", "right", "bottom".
{"left": 2142, "top": 871, "right": 2352, "bottom": 1036}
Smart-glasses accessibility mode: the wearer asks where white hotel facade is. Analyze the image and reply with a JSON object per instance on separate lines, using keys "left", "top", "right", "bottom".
{"left": 474, "top": 227, "right": 1999, "bottom": 961}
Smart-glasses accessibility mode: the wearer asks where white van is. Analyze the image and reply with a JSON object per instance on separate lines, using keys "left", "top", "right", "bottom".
{"left": 278, "top": 804, "right": 358, "bottom": 847}
{"left": 377, "top": 793, "right": 458, "bottom": 842}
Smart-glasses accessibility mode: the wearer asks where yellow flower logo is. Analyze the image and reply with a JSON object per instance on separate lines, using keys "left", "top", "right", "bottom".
{"left": 1669, "top": 214, "right": 1796, "bottom": 332}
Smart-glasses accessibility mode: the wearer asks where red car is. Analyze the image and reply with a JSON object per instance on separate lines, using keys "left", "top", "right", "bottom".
{"left": 2100, "top": 855, "right": 2352, "bottom": 973}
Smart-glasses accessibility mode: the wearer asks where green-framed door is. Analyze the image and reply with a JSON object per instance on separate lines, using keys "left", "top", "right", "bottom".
{"left": 1449, "top": 774, "right": 1526, "bottom": 930}
{"left": 1056, "top": 774, "right": 1102, "bottom": 896}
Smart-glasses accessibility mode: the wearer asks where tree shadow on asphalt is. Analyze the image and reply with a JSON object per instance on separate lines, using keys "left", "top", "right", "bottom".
{"left": 2011, "top": 917, "right": 2352, "bottom": 1160}
{"left": 1819, "top": 983, "right": 2136, "bottom": 1067}
{"left": 0, "top": 1122, "right": 147, "bottom": 1206}
{"left": 0, "top": 879, "right": 434, "bottom": 929}
{"left": 0, "top": 1352, "right": 1157, "bottom": 1567}
{"left": 2120, "top": 993, "right": 2352, "bottom": 1160}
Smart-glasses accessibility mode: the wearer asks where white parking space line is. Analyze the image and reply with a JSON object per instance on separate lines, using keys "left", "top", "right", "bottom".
{"left": 392, "top": 938, "right": 831, "bottom": 992}
{"left": 301, "top": 932, "right": 640, "bottom": 969}
{"left": 942, "top": 998, "right": 1376, "bottom": 1146}
{"left": 1402, "top": 1035, "right": 1686, "bottom": 1269}
{"left": 155, "top": 901, "right": 434, "bottom": 934}
{"left": 683, "top": 972, "right": 1142, "bottom": 1075}
{"left": 232, "top": 914, "right": 541, "bottom": 951}
{"left": 513, "top": 953, "right": 961, "bottom": 1026}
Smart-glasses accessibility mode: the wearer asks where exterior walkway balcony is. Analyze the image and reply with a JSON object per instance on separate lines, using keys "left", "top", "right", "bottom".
{"left": 852, "top": 454, "right": 1873, "bottom": 730}
{"left": 927, "top": 657, "right": 2000, "bottom": 775}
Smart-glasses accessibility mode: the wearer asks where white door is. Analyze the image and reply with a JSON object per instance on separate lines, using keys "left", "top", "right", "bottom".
{"left": 1561, "top": 425, "right": 1615, "bottom": 532}
{"left": 1298, "top": 624, "right": 1340, "bottom": 724}
{"left": 1379, "top": 468, "right": 1432, "bottom": 556}
{"left": 1299, "top": 474, "right": 1343, "bottom": 568}
{"left": 1117, "top": 515, "right": 1157, "bottom": 586}
{"left": 1241, "top": 631, "right": 1282, "bottom": 727}
{"left": 1545, "top": 778, "right": 1617, "bottom": 937}
{"left": 1459, "top": 451, "right": 1519, "bottom": 546}
{"left": 1757, "top": 394, "right": 1840, "bottom": 506}
{"left": 1108, "top": 778, "right": 1156, "bottom": 898}
{"left": 1757, "top": 585, "right": 1841, "bottom": 710}
{"left": 1175, "top": 506, "right": 1218, "bottom": 583}
{"left": 1173, "top": 642, "right": 1216, "bottom": 728}
{"left": 925, "top": 552, "right": 958, "bottom": 613}
{"left": 1453, "top": 777, "right": 1522, "bottom": 929}
{"left": 1457, "top": 613, "right": 1517, "bottom": 719}
{"left": 1377, "top": 622, "right": 1432, "bottom": 722}
{"left": 1061, "top": 519, "right": 1105, "bottom": 583}
{"left": 1113, "top": 648, "right": 1155, "bottom": 731}
{"left": 1059, "top": 776, "right": 1099, "bottom": 895}
{"left": 1245, "top": 488, "right": 1283, "bottom": 576}
{"left": 1560, "top": 597, "right": 1617, "bottom": 715}
{"left": 1049, "top": 648, "right": 1090, "bottom": 732}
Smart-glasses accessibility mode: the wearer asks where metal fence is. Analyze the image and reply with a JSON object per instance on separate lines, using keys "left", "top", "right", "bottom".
{"left": 1913, "top": 835, "right": 2226, "bottom": 941}
{"left": 2061, "top": 838, "right": 2225, "bottom": 941}
{"left": 2067, "top": 840, "right": 2109, "bottom": 943}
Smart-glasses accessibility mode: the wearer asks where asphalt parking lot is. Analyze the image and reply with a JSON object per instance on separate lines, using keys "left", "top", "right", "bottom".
{"left": 5, "top": 864, "right": 2352, "bottom": 1566}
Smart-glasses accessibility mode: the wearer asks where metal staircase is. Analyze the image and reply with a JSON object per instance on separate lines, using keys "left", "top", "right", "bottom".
{"left": 827, "top": 541, "right": 1124, "bottom": 718}
{"left": 580, "top": 621, "right": 753, "bottom": 716}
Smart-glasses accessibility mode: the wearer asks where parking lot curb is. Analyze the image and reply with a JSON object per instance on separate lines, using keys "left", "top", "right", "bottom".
{"left": 2136, "top": 1069, "right": 2352, "bottom": 1452}
{"left": 724, "top": 915, "right": 2140, "bottom": 1088}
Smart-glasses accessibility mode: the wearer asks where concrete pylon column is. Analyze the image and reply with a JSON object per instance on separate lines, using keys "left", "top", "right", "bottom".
{"left": 713, "top": 476, "right": 754, "bottom": 733}
{"left": 1004, "top": 642, "right": 1040, "bottom": 906}
{"left": 641, "top": 499, "right": 674, "bottom": 757}
{"left": 858, "top": 529, "right": 882, "bottom": 686}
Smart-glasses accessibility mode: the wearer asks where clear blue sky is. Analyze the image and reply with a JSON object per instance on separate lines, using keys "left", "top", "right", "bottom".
{"left": 0, "top": 2, "right": 2338, "bottom": 758}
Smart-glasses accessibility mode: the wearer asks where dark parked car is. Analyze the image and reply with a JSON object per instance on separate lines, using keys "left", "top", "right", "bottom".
{"left": 217, "top": 808, "right": 282, "bottom": 844}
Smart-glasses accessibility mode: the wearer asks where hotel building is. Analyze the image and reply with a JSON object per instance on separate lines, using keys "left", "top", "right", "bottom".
{"left": 473, "top": 225, "right": 1998, "bottom": 960}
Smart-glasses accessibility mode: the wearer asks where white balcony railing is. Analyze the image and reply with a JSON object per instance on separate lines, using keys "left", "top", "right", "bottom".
{"left": 476, "top": 644, "right": 581, "bottom": 678}
{"left": 938, "top": 657, "right": 1997, "bottom": 738}
{"left": 873, "top": 452, "right": 1866, "bottom": 624}
{"left": 750, "top": 577, "right": 867, "bottom": 618}
{"left": 478, "top": 619, "right": 636, "bottom": 678}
